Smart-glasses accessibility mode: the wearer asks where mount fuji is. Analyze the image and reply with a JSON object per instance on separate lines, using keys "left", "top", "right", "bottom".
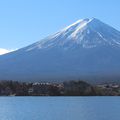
{"left": 0, "top": 18, "right": 120, "bottom": 83}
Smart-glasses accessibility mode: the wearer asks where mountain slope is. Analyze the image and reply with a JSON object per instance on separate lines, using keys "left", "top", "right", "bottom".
{"left": 0, "top": 18, "right": 120, "bottom": 83}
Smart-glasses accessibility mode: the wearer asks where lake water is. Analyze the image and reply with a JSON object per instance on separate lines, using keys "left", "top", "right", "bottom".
{"left": 0, "top": 97, "right": 119, "bottom": 120}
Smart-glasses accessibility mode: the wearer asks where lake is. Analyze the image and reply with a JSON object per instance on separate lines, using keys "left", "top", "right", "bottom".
{"left": 0, "top": 97, "right": 119, "bottom": 120}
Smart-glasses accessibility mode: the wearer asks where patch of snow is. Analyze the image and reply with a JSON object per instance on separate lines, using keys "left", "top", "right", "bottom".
{"left": 0, "top": 48, "right": 16, "bottom": 55}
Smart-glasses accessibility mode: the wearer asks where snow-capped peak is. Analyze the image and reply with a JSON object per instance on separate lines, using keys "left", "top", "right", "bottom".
{"left": 25, "top": 18, "right": 120, "bottom": 51}
{"left": 1, "top": 18, "right": 120, "bottom": 83}
{"left": 63, "top": 18, "right": 93, "bottom": 31}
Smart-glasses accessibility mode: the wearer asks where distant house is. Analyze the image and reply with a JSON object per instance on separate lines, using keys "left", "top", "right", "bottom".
{"left": 32, "top": 83, "right": 50, "bottom": 95}
{"left": 28, "top": 88, "right": 34, "bottom": 94}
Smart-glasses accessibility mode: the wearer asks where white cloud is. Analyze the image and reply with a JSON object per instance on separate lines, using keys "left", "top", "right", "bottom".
{"left": 0, "top": 48, "right": 15, "bottom": 55}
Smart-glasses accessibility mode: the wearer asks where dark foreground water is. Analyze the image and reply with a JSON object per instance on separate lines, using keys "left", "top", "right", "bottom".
{"left": 0, "top": 97, "right": 119, "bottom": 120}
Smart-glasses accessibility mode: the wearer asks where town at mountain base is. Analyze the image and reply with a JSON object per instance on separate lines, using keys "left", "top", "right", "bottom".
{"left": 0, "top": 80, "right": 120, "bottom": 96}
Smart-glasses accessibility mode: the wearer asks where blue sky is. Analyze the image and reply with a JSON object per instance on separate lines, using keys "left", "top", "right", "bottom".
{"left": 0, "top": 0, "right": 120, "bottom": 51}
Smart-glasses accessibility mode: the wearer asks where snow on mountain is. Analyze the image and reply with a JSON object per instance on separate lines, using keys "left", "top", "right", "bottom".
{"left": 25, "top": 18, "right": 120, "bottom": 51}
{"left": 0, "top": 48, "right": 14, "bottom": 55}
{"left": 0, "top": 18, "right": 120, "bottom": 83}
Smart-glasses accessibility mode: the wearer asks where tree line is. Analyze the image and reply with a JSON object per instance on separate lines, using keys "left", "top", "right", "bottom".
{"left": 0, "top": 80, "right": 120, "bottom": 96}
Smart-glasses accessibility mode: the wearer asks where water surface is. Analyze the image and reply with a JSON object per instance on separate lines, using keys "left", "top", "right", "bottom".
{"left": 0, "top": 97, "right": 119, "bottom": 120}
